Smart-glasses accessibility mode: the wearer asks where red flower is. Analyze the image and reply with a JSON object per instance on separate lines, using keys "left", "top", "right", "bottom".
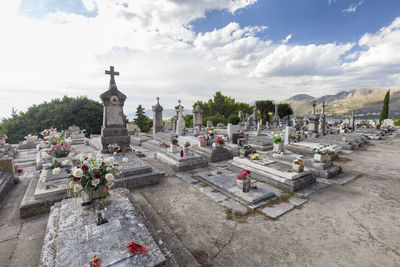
{"left": 94, "top": 173, "right": 101, "bottom": 179}
{"left": 132, "top": 148, "right": 135, "bottom": 152}
{"left": 84, "top": 157, "right": 88, "bottom": 161}
{"left": 126, "top": 242, "right": 148, "bottom": 256}
{"left": 17, "top": 169, "right": 23, "bottom": 173}
{"left": 246, "top": 170, "right": 251, "bottom": 174}
{"left": 81, "top": 165, "right": 89, "bottom": 171}
{"left": 101, "top": 162, "right": 105, "bottom": 166}
{"left": 73, "top": 177, "right": 80, "bottom": 182}
{"left": 43, "top": 139, "right": 47, "bottom": 141}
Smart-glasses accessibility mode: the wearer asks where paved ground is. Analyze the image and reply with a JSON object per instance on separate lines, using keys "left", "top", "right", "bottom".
{"left": 0, "top": 137, "right": 399, "bottom": 266}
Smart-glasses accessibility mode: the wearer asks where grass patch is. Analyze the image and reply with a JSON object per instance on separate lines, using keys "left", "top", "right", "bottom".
{"left": 200, "top": 183, "right": 209, "bottom": 187}
{"left": 225, "top": 208, "right": 233, "bottom": 220}
{"left": 191, "top": 181, "right": 201, "bottom": 185}
{"left": 234, "top": 211, "right": 243, "bottom": 218}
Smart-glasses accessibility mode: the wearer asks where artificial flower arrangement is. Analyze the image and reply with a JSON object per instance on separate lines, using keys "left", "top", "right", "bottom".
{"left": 196, "top": 135, "right": 205, "bottom": 143}
{"left": 159, "top": 141, "right": 170, "bottom": 148}
{"left": 272, "top": 133, "right": 284, "bottom": 144}
{"left": 293, "top": 158, "right": 304, "bottom": 166}
{"left": 108, "top": 143, "right": 120, "bottom": 152}
{"left": 251, "top": 153, "right": 262, "bottom": 160}
{"left": 48, "top": 143, "right": 72, "bottom": 158}
{"left": 184, "top": 141, "right": 191, "bottom": 147}
{"left": 68, "top": 153, "right": 122, "bottom": 196}
{"left": 171, "top": 136, "right": 179, "bottom": 146}
{"left": 341, "top": 125, "right": 350, "bottom": 134}
{"left": 24, "top": 133, "right": 38, "bottom": 142}
{"left": 215, "top": 137, "right": 225, "bottom": 145}
{"left": 312, "top": 145, "right": 328, "bottom": 155}
{"left": 41, "top": 128, "right": 64, "bottom": 145}
{"left": 236, "top": 169, "right": 251, "bottom": 180}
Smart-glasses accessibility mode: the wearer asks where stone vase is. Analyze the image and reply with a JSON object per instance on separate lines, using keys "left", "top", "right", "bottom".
{"left": 212, "top": 142, "right": 221, "bottom": 149}
{"left": 292, "top": 163, "right": 304, "bottom": 173}
{"left": 81, "top": 186, "right": 108, "bottom": 206}
{"left": 207, "top": 136, "right": 214, "bottom": 146}
{"left": 170, "top": 145, "right": 178, "bottom": 153}
{"left": 273, "top": 142, "right": 283, "bottom": 153}
{"left": 314, "top": 153, "right": 327, "bottom": 163}
{"left": 183, "top": 147, "right": 189, "bottom": 154}
{"left": 236, "top": 178, "right": 251, "bottom": 190}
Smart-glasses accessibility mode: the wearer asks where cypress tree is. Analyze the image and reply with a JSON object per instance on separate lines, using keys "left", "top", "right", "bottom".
{"left": 379, "top": 90, "right": 390, "bottom": 124}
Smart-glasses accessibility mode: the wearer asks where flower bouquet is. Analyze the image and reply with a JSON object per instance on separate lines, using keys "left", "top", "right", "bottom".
{"left": 48, "top": 143, "right": 72, "bottom": 158}
{"left": 41, "top": 128, "right": 64, "bottom": 145}
{"left": 292, "top": 158, "right": 304, "bottom": 173}
{"left": 197, "top": 135, "right": 206, "bottom": 147}
{"left": 170, "top": 136, "right": 179, "bottom": 152}
{"left": 312, "top": 145, "right": 328, "bottom": 162}
{"left": 212, "top": 137, "right": 225, "bottom": 148}
{"left": 68, "top": 153, "right": 122, "bottom": 205}
{"left": 236, "top": 169, "right": 251, "bottom": 190}
{"left": 251, "top": 153, "right": 261, "bottom": 160}
{"left": 183, "top": 141, "right": 190, "bottom": 153}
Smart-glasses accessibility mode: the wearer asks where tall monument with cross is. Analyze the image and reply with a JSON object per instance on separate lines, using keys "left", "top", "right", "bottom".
{"left": 318, "top": 101, "right": 326, "bottom": 135}
{"left": 308, "top": 100, "right": 319, "bottom": 134}
{"left": 100, "top": 66, "right": 130, "bottom": 153}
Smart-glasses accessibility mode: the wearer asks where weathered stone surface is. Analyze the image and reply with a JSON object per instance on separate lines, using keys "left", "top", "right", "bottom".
{"left": 156, "top": 149, "right": 208, "bottom": 172}
{"left": 39, "top": 188, "right": 166, "bottom": 267}
{"left": 0, "top": 172, "right": 15, "bottom": 206}
{"left": 261, "top": 202, "right": 294, "bottom": 219}
{"left": 192, "top": 145, "right": 233, "bottom": 162}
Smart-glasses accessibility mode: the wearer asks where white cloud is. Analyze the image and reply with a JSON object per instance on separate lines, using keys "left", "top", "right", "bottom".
{"left": 281, "top": 34, "right": 292, "bottom": 44}
{"left": 0, "top": 0, "right": 399, "bottom": 119}
{"left": 342, "top": 0, "right": 364, "bottom": 13}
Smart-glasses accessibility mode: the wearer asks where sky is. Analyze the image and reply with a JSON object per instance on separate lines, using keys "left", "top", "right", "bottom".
{"left": 0, "top": 0, "right": 400, "bottom": 118}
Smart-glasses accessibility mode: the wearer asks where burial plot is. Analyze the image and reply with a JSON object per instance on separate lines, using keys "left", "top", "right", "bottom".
{"left": 39, "top": 188, "right": 166, "bottom": 267}
{"left": 155, "top": 147, "right": 208, "bottom": 172}
{"left": 228, "top": 156, "right": 315, "bottom": 192}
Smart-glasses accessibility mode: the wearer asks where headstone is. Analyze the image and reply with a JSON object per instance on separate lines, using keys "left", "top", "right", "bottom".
{"left": 312, "top": 100, "right": 316, "bottom": 115}
{"left": 217, "top": 123, "right": 225, "bottom": 127}
{"left": 193, "top": 104, "right": 203, "bottom": 128}
{"left": 176, "top": 101, "right": 185, "bottom": 135}
{"left": 126, "top": 124, "right": 139, "bottom": 135}
{"left": 238, "top": 111, "right": 244, "bottom": 122}
{"left": 207, "top": 120, "right": 213, "bottom": 127}
{"left": 152, "top": 97, "right": 164, "bottom": 135}
{"left": 351, "top": 109, "right": 355, "bottom": 130}
{"left": 382, "top": 119, "right": 394, "bottom": 128}
{"left": 100, "top": 66, "right": 130, "bottom": 152}
{"left": 68, "top": 125, "right": 85, "bottom": 145}
{"left": 318, "top": 101, "right": 326, "bottom": 136}
{"left": 227, "top": 123, "right": 241, "bottom": 140}
{"left": 284, "top": 126, "right": 290, "bottom": 145}
{"left": 308, "top": 101, "right": 319, "bottom": 134}
{"left": 252, "top": 106, "right": 258, "bottom": 126}
{"left": 273, "top": 102, "right": 280, "bottom": 127}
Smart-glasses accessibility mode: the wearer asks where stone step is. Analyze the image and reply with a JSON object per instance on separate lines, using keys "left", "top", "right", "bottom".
{"left": 0, "top": 171, "right": 15, "bottom": 206}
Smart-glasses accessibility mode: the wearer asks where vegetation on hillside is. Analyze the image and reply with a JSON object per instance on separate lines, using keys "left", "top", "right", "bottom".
{"left": 133, "top": 105, "right": 153, "bottom": 133}
{"left": 0, "top": 96, "right": 103, "bottom": 143}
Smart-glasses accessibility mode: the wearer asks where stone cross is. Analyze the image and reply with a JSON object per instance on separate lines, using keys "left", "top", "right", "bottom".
{"left": 157, "top": 96, "right": 160, "bottom": 104}
{"left": 105, "top": 66, "right": 119, "bottom": 83}
{"left": 312, "top": 101, "right": 316, "bottom": 115}
{"left": 178, "top": 99, "right": 181, "bottom": 106}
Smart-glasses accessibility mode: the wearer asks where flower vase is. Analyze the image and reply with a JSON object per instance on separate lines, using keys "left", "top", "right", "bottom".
{"left": 170, "top": 145, "right": 178, "bottom": 153}
{"left": 212, "top": 142, "right": 221, "bottom": 149}
{"left": 292, "top": 164, "right": 304, "bottom": 173}
{"left": 183, "top": 147, "right": 189, "bottom": 154}
{"left": 121, "top": 147, "right": 127, "bottom": 153}
{"left": 90, "top": 186, "right": 108, "bottom": 200}
{"left": 198, "top": 141, "right": 206, "bottom": 147}
{"left": 236, "top": 178, "right": 251, "bottom": 190}
{"left": 273, "top": 142, "right": 283, "bottom": 153}
{"left": 81, "top": 187, "right": 92, "bottom": 206}
{"left": 314, "top": 154, "right": 326, "bottom": 163}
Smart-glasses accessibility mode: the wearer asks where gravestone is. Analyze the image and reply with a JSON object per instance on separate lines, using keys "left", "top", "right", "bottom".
{"left": 318, "top": 101, "right": 326, "bottom": 136}
{"left": 193, "top": 104, "right": 203, "bottom": 128}
{"left": 152, "top": 97, "right": 164, "bottom": 135}
{"left": 207, "top": 120, "right": 213, "bottom": 127}
{"left": 126, "top": 124, "right": 139, "bottom": 135}
{"left": 176, "top": 100, "right": 185, "bottom": 135}
{"left": 308, "top": 100, "right": 319, "bottom": 134}
{"left": 68, "top": 125, "right": 85, "bottom": 145}
{"left": 284, "top": 126, "right": 290, "bottom": 145}
{"left": 0, "top": 134, "right": 7, "bottom": 146}
{"left": 238, "top": 111, "right": 244, "bottom": 122}
{"left": 351, "top": 109, "right": 356, "bottom": 130}
{"left": 252, "top": 106, "right": 258, "bottom": 126}
{"left": 100, "top": 66, "right": 130, "bottom": 153}
{"left": 273, "top": 102, "right": 280, "bottom": 127}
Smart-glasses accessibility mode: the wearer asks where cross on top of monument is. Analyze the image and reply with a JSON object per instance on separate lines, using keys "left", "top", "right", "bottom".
{"left": 105, "top": 66, "right": 119, "bottom": 82}
{"left": 178, "top": 99, "right": 181, "bottom": 105}
{"left": 312, "top": 100, "right": 317, "bottom": 107}
{"left": 156, "top": 97, "right": 160, "bottom": 104}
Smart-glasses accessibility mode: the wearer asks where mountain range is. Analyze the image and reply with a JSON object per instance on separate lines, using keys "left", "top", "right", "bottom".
{"left": 285, "top": 88, "right": 400, "bottom": 116}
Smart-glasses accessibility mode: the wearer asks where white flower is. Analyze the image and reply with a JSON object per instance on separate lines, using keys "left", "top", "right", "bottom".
{"left": 122, "top": 157, "right": 129, "bottom": 164}
{"left": 52, "top": 167, "right": 61, "bottom": 175}
{"left": 91, "top": 179, "right": 100, "bottom": 187}
{"left": 105, "top": 157, "right": 114, "bottom": 166}
{"left": 73, "top": 184, "right": 83, "bottom": 193}
{"left": 62, "top": 160, "right": 71, "bottom": 166}
{"left": 73, "top": 168, "right": 83, "bottom": 178}
{"left": 105, "top": 173, "right": 114, "bottom": 181}
{"left": 74, "top": 153, "right": 82, "bottom": 160}
{"left": 106, "top": 181, "right": 114, "bottom": 189}
{"left": 113, "top": 152, "right": 117, "bottom": 156}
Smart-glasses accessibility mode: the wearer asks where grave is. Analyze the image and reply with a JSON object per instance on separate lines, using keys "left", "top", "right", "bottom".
{"left": 193, "top": 104, "right": 203, "bottom": 128}
{"left": 155, "top": 147, "right": 208, "bottom": 172}
{"left": 100, "top": 66, "right": 130, "bottom": 153}
{"left": 152, "top": 97, "right": 164, "bottom": 135}
{"left": 67, "top": 125, "right": 85, "bottom": 145}
{"left": 0, "top": 170, "right": 15, "bottom": 206}
{"left": 194, "top": 168, "right": 275, "bottom": 208}
{"left": 247, "top": 136, "right": 273, "bottom": 151}
{"left": 39, "top": 188, "right": 166, "bottom": 267}
{"left": 228, "top": 156, "right": 315, "bottom": 192}
{"left": 192, "top": 145, "right": 233, "bottom": 163}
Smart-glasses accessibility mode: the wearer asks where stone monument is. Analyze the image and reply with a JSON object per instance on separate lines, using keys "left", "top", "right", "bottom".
{"left": 307, "top": 100, "right": 319, "bottom": 134}
{"left": 176, "top": 100, "right": 185, "bottom": 135}
{"left": 193, "top": 104, "right": 203, "bottom": 128}
{"left": 67, "top": 125, "right": 85, "bottom": 145}
{"left": 273, "top": 102, "right": 280, "bottom": 127}
{"left": 318, "top": 101, "right": 326, "bottom": 136}
{"left": 351, "top": 109, "right": 355, "bottom": 130}
{"left": 152, "top": 97, "right": 164, "bottom": 135}
{"left": 238, "top": 111, "right": 244, "bottom": 122}
{"left": 252, "top": 106, "right": 258, "bottom": 126}
{"left": 100, "top": 66, "right": 130, "bottom": 153}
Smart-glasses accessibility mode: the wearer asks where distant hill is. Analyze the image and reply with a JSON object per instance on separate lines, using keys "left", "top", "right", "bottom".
{"left": 286, "top": 88, "right": 400, "bottom": 116}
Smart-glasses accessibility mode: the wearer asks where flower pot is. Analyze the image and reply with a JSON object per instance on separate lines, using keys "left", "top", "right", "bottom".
{"left": 170, "top": 145, "right": 178, "bottom": 153}
{"left": 121, "top": 147, "right": 127, "bottom": 153}
{"left": 207, "top": 136, "right": 214, "bottom": 146}
{"left": 81, "top": 186, "right": 108, "bottom": 206}
{"left": 109, "top": 149, "right": 118, "bottom": 154}
{"left": 273, "top": 142, "right": 283, "bottom": 153}
{"left": 292, "top": 163, "right": 304, "bottom": 173}
{"left": 212, "top": 142, "right": 221, "bottom": 149}
{"left": 236, "top": 178, "right": 251, "bottom": 190}
{"left": 183, "top": 147, "right": 189, "bottom": 154}
{"left": 314, "top": 153, "right": 327, "bottom": 163}
{"left": 341, "top": 136, "right": 347, "bottom": 142}
{"left": 198, "top": 141, "right": 206, "bottom": 147}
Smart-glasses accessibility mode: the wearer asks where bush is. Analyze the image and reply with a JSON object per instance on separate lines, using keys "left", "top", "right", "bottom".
{"left": 394, "top": 118, "right": 400, "bottom": 126}
{"left": 207, "top": 114, "right": 226, "bottom": 126}
{"left": 227, "top": 114, "right": 240, "bottom": 125}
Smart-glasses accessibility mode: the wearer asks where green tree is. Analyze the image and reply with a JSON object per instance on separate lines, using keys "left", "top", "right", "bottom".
{"left": 278, "top": 103, "right": 294, "bottom": 119}
{"left": 379, "top": 90, "right": 390, "bottom": 124}
{"left": 256, "top": 100, "right": 275, "bottom": 124}
{"left": 183, "top": 114, "right": 193, "bottom": 128}
{"left": 0, "top": 96, "right": 103, "bottom": 143}
{"left": 133, "top": 105, "right": 152, "bottom": 133}
{"left": 227, "top": 114, "right": 240, "bottom": 125}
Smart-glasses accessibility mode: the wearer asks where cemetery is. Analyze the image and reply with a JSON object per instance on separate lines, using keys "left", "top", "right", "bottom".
{"left": 0, "top": 66, "right": 399, "bottom": 266}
